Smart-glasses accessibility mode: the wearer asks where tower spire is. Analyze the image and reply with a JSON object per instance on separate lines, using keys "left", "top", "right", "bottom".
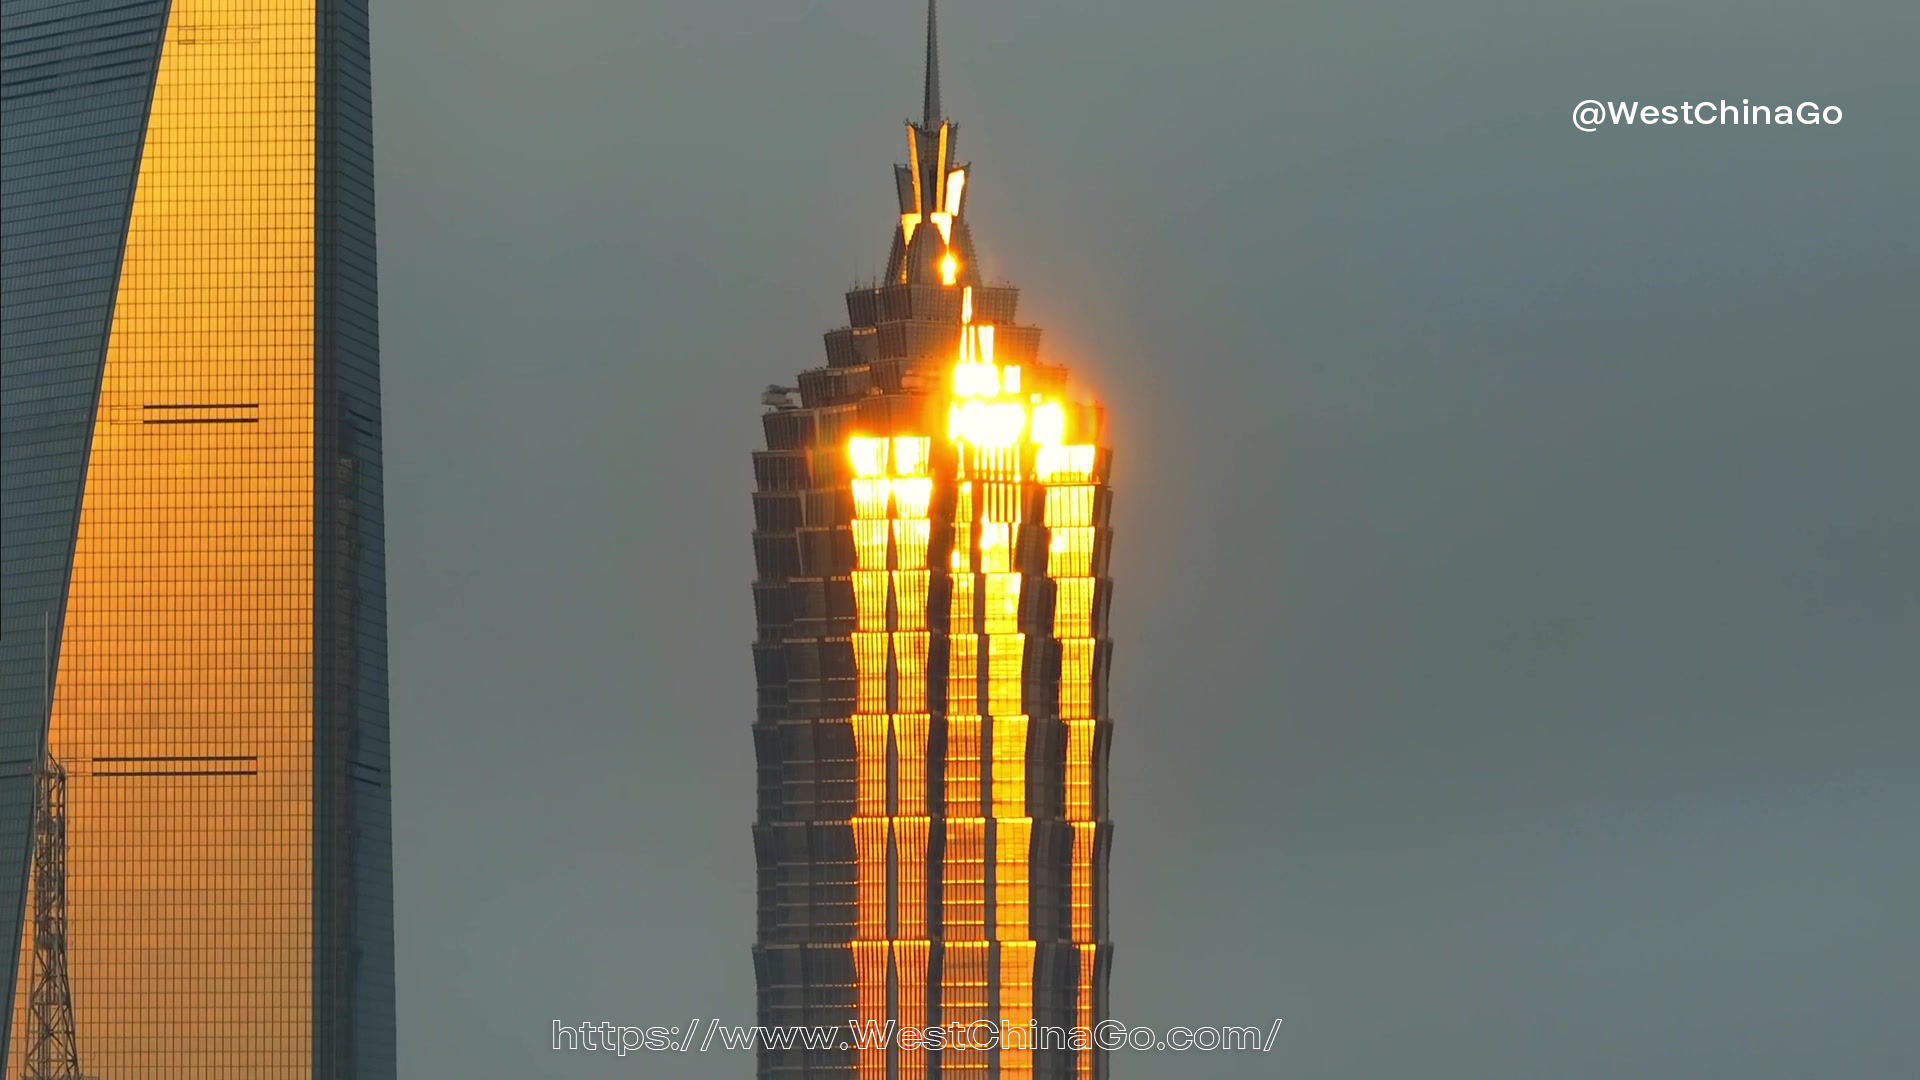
{"left": 890, "top": 0, "right": 974, "bottom": 286}
{"left": 922, "top": 0, "right": 941, "bottom": 128}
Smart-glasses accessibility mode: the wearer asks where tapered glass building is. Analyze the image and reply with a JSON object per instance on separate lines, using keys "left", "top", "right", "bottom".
{"left": 751, "top": 5, "right": 1113, "bottom": 1078}
{"left": 0, "top": 0, "right": 392, "bottom": 1076}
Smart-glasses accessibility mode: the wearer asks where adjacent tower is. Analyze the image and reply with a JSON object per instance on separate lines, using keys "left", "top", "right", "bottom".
{"left": 751, "top": 5, "right": 1114, "bottom": 1078}
{"left": 0, "top": 0, "right": 393, "bottom": 1076}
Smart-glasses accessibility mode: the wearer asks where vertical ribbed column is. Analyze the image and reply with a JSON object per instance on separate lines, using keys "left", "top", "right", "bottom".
{"left": 891, "top": 437, "right": 936, "bottom": 1080}
{"left": 850, "top": 435, "right": 938, "bottom": 1080}
{"left": 1039, "top": 443, "right": 1111, "bottom": 1080}
{"left": 849, "top": 437, "right": 894, "bottom": 1080}
{"left": 941, "top": 307, "right": 1052, "bottom": 1080}
{"left": 983, "top": 442, "right": 1035, "bottom": 1080}
{"left": 941, "top": 452, "right": 985, "bottom": 1077}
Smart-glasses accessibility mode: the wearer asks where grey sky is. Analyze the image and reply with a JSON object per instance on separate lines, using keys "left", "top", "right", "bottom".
{"left": 376, "top": 1, "right": 1919, "bottom": 1076}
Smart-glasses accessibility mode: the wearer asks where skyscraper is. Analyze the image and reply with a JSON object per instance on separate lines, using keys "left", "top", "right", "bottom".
{"left": 751, "top": 5, "right": 1113, "bottom": 1078}
{"left": 0, "top": 1, "right": 391, "bottom": 1077}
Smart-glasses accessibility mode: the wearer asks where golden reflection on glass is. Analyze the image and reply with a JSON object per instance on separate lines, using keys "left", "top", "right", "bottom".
{"left": 853, "top": 519, "right": 890, "bottom": 571}
{"left": 848, "top": 435, "right": 899, "bottom": 1080}
{"left": 897, "top": 815, "right": 930, "bottom": 940}
{"left": 7, "top": 2, "right": 320, "bottom": 1076}
{"left": 831, "top": 290, "right": 1109, "bottom": 1077}
{"left": 853, "top": 476, "right": 891, "bottom": 520}
{"left": 1044, "top": 442, "right": 1108, "bottom": 1080}
{"left": 941, "top": 819, "right": 986, "bottom": 940}
{"left": 852, "top": 941, "right": 889, "bottom": 1080}
{"left": 942, "top": 941, "right": 990, "bottom": 1076}
{"left": 994, "top": 819, "right": 1032, "bottom": 939}
{"left": 897, "top": 939, "right": 932, "bottom": 1077}
{"left": 897, "top": 714, "right": 930, "bottom": 816}
{"left": 854, "top": 716, "right": 889, "bottom": 819}
{"left": 999, "top": 941, "right": 1037, "bottom": 1080}
{"left": 991, "top": 717, "right": 1030, "bottom": 819}
{"left": 854, "top": 819, "right": 889, "bottom": 940}
{"left": 948, "top": 637, "right": 980, "bottom": 713}
{"left": 1036, "top": 445, "right": 1097, "bottom": 484}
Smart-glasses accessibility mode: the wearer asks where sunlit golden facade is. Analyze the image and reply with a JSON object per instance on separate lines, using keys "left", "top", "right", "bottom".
{"left": 751, "top": 7, "right": 1111, "bottom": 1077}
{"left": 0, "top": 0, "right": 392, "bottom": 1076}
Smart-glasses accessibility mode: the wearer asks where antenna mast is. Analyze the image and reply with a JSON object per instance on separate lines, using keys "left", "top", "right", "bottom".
{"left": 24, "top": 614, "right": 84, "bottom": 1080}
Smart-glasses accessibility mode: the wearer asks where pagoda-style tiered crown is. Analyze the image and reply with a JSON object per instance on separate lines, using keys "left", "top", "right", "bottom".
{"left": 887, "top": 0, "right": 982, "bottom": 288}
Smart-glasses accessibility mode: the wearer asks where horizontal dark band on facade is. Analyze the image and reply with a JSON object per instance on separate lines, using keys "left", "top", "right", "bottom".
{"left": 92, "top": 769, "right": 258, "bottom": 778}
{"left": 126, "top": 403, "right": 263, "bottom": 426}
{"left": 93, "top": 755, "right": 258, "bottom": 763}
{"left": 90, "top": 755, "right": 261, "bottom": 778}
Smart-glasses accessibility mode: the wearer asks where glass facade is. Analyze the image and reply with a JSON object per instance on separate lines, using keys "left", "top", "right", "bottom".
{"left": 0, "top": 0, "right": 392, "bottom": 1075}
{"left": 752, "top": 7, "right": 1112, "bottom": 1077}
